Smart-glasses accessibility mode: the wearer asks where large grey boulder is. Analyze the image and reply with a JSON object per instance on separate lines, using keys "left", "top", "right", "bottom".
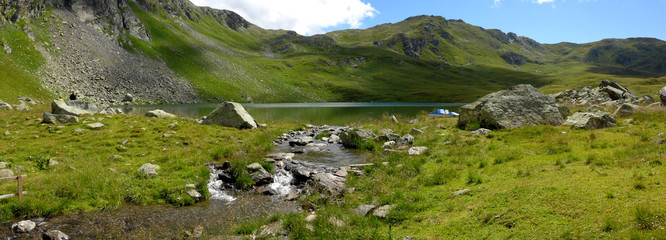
{"left": 247, "top": 163, "right": 273, "bottom": 185}
{"left": 51, "top": 100, "right": 92, "bottom": 116}
{"left": 65, "top": 100, "right": 100, "bottom": 113}
{"left": 0, "top": 100, "right": 12, "bottom": 110}
{"left": 564, "top": 111, "right": 616, "bottom": 129}
{"left": 458, "top": 85, "right": 564, "bottom": 129}
{"left": 42, "top": 112, "right": 79, "bottom": 124}
{"left": 145, "top": 109, "right": 176, "bottom": 118}
{"left": 203, "top": 102, "right": 257, "bottom": 129}
{"left": 660, "top": 86, "right": 666, "bottom": 105}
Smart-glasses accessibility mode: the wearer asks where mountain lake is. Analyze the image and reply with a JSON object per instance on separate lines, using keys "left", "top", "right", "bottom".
{"left": 119, "top": 102, "right": 466, "bottom": 125}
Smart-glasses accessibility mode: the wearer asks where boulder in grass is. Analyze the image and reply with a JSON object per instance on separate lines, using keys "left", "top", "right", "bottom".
{"left": 373, "top": 205, "right": 396, "bottom": 218}
{"left": 145, "top": 109, "right": 176, "bottom": 118}
{"left": 137, "top": 163, "right": 160, "bottom": 176}
{"left": 458, "top": 84, "right": 564, "bottom": 129}
{"left": 52, "top": 100, "right": 91, "bottom": 116}
{"left": 0, "top": 100, "right": 12, "bottom": 110}
{"left": 87, "top": 123, "right": 105, "bottom": 129}
{"left": 660, "top": 86, "right": 666, "bottom": 105}
{"left": 0, "top": 169, "right": 14, "bottom": 178}
{"left": 355, "top": 205, "right": 376, "bottom": 216}
{"left": 64, "top": 100, "right": 100, "bottom": 113}
{"left": 564, "top": 111, "right": 616, "bottom": 130}
{"left": 42, "top": 112, "right": 79, "bottom": 124}
{"left": 612, "top": 103, "right": 640, "bottom": 118}
{"left": 203, "top": 102, "right": 257, "bottom": 129}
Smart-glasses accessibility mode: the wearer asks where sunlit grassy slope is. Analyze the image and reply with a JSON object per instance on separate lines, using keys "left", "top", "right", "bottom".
{"left": 121, "top": 5, "right": 666, "bottom": 103}
{"left": 1, "top": 1, "right": 665, "bottom": 103}
{"left": 0, "top": 19, "right": 54, "bottom": 104}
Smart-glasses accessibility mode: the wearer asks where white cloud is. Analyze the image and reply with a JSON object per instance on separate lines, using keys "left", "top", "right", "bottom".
{"left": 534, "top": 0, "right": 555, "bottom": 4}
{"left": 190, "top": 0, "right": 378, "bottom": 35}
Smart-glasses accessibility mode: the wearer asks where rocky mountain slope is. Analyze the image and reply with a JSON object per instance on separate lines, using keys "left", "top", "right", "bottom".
{"left": 0, "top": 0, "right": 664, "bottom": 104}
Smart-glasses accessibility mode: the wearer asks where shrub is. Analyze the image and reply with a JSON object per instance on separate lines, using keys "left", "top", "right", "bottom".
{"left": 35, "top": 156, "right": 52, "bottom": 171}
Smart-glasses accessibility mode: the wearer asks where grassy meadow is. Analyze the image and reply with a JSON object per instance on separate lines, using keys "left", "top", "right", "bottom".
{"left": 262, "top": 109, "right": 666, "bottom": 239}
{"left": 0, "top": 106, "right": 290, "bottom": 222}
{"left": 0, "top": 102, "right": 665, "bottom": 239}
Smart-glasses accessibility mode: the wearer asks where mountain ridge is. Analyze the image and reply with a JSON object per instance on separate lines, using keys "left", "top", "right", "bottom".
{"left": 0, "top": 0, "right": 664, "bottom": 104}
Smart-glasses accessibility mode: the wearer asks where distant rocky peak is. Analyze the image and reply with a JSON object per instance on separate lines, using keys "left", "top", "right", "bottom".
{"left": 199, "top": 7, "right": 252, "bottom": 31}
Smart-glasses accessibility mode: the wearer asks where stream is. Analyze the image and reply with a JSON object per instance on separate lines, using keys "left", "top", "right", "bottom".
{"left": 2, "top": 125, "right": 364, "bottom": 239}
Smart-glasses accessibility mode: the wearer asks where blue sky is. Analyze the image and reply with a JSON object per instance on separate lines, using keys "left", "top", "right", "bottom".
{"left": 191, "top": 0, "right": 666, "bottom": 44}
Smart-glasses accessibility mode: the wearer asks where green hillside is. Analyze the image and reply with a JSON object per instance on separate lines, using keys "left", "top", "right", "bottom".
{"left": 0, "top": 0, "right": 665, "bottom": 103}
{"left": 122, "top": 4, "right": 666, "bottom": 103}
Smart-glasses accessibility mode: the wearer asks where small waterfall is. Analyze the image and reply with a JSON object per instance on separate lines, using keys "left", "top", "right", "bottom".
{"left": 207, "top": 167, "right": 236, "bottom": 202}
{"left": 268, "top": 169, "right": 294, "bottom": 196}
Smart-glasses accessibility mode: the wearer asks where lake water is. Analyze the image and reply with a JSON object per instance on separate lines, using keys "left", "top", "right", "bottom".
{"left": 119, "top": 102, "right": 465, "bottom": 125}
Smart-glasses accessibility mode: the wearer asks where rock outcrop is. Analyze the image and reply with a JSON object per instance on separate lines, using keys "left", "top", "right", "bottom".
{"left": 660, "top": 86, "right": 666, "bottom": 105}
{"left": 458, "top": 84, "right": 564, "bottom": 129}
{"left": 564, "top": 111, "right": 616, "bottom": 129}
{"left": 2, "top": 0, "right": 199, "bottom": 104}
{"left": 203, "top": 102, "right": 257, "bottom": 129}
{"left": 553, "top": 80, "right": 638, "bottom": 105}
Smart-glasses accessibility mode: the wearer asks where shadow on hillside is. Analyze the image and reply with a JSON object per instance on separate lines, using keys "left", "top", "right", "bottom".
{"left": 262, "top": 35, "right": 552, "bottom": 102}
{"left": 586, "top": 65, "right": 664, "bottom": 78}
